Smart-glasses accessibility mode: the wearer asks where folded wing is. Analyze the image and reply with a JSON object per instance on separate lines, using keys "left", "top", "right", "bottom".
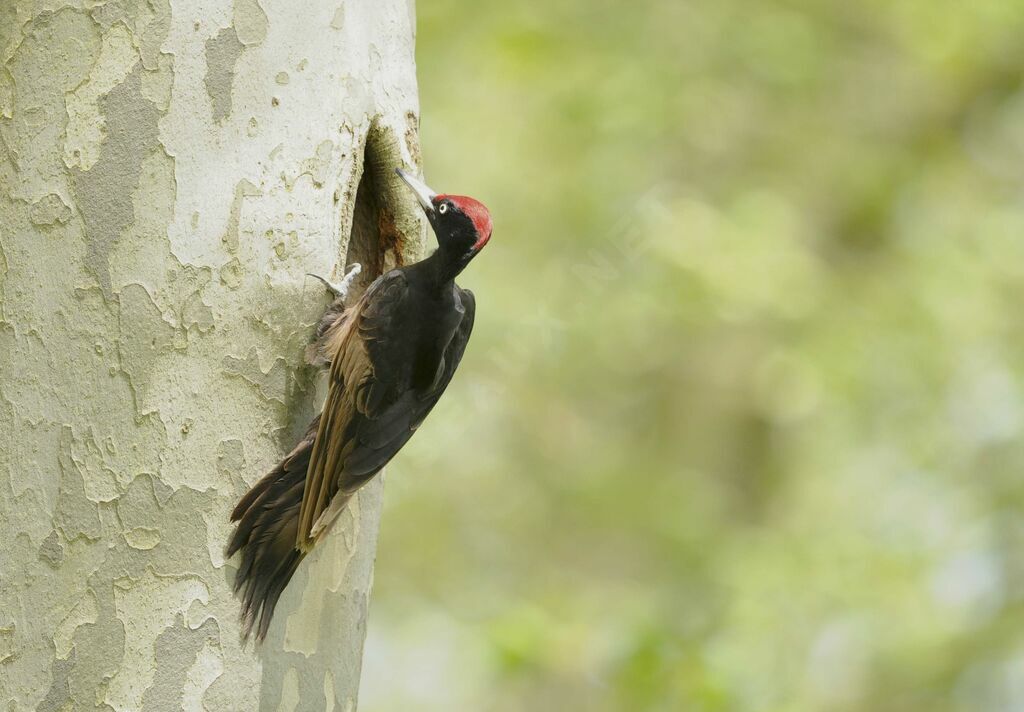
{"left": 296, "top": 272, "right": 475, "bottom": 551}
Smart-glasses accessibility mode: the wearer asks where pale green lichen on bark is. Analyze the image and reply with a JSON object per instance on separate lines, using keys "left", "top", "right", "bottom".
{"left": 0, "top": 0, "right": 423, "bottom": 709}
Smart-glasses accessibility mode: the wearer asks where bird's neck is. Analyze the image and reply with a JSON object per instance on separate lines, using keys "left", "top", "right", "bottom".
{"left": 422, "top": 244, "right": 470, "bottom": 288}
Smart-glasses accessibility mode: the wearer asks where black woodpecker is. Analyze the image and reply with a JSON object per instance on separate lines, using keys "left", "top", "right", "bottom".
{"left": 226, "top": 168, "right": 492, "bottom": 641}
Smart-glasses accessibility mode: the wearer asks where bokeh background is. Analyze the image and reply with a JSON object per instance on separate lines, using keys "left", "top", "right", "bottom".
{"left": 362, "top": 1, "right": 1024, "bottom": 710}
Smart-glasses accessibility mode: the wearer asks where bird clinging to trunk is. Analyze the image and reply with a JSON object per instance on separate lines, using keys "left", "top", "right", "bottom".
{"left": 226, "top": 168, "right": 492, "bottom": 642}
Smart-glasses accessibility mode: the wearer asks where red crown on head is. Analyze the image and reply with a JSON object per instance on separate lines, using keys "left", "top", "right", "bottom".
{"left": 440, "top": 194, "right": 492, "bottom": 251}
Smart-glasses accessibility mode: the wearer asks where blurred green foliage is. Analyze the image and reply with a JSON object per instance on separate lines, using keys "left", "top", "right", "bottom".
{"left": 361, "top": 1, "right": 1024, "bottom": 710}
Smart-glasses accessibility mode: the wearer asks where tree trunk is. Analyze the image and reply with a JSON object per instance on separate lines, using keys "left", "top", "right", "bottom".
{"left": 0, "top": 1, "right": 424, "bottom": 708}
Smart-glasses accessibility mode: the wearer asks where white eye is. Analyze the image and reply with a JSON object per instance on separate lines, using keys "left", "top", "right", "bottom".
{"left": 438, "top": 203, "right": 448, "bottom": 214}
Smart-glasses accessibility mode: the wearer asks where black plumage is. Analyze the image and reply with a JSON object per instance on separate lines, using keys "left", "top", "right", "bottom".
{"left": 227, "top": 169, "right": 492, "bottom": 642}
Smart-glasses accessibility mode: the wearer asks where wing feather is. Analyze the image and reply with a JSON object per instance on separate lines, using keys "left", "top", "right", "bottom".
{"left": 296, "top": 277, "right": 476, "bottom": 551}
{"left": 296, "top": 272, "right": 405, "bottom": 550}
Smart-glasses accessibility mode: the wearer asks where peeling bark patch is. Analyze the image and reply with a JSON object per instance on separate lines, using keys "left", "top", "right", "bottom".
{"left": 141, "top": 0, "right": 173, "bottom": 70}
{"left": 55, "top": 427, "right": 102, "bottom": 541}
{"left": 70, "top": 68, "right": 162, "bottom": 296}
{"left": 220, "top": 257, "right": 243, "bottom": 289}
{"left": 224, "top": 179, "right": 261, "bottom": 253}
{"left": 90, "top": 0, "right": 172, "bottom": 68}
{"left": 116, "top": 473, "right": 167, "bottom": 535}
{"left": 29, "top": 193, "right": 72, "bottom": 226}
{"left": 141, "top": 53, "right": 175, "bottom": 110}
{"left": 64, "top": 23, "right": 138, "bottom": 172}
{"left": 330, "top": 6, "right": 345, "bottom": 30}
{"left": 4, "top": 9, "right": 102, "bottom": 202}
{"left": 141, "top": 616, "right": 219, "bottom": 712}
{"left": 0, "top": 240, "right": 7, "bottom": 297}
{"left": 124, "top": 526, "right": 161, "bottom": 549}
{"left": 182, "top": 633, "right": 224, "bottom": 709}
{"left": 73, "top": 567, "right": 128, "bottom": 705}
{"left": 37, "top": 649, "right": 75, "bottom": 712}
{"left": 8, "top": 11, "right": 100, "bottom": 94}
{"left": 108, "top": 571, "right": 210, "bottom": 711}
{"left": 283, "top": 140, "right": 334, "bottom": 191}
{"left": 278, "top": 668, "right": 301, "bottom": 712}
{"left": 162, "top": 263, "right": 215, "bottom": 338}
{"left": 53, "top": 591, "right": 99, "bottom": 658}
{"left": 183, "top": 290, "right": 215, "bottom": 333}
{"left": 233, "top": 0, "right": 269, "bottom": 46}
{"left": 0, "top": 624, "right": 15, "bottom": 663}
{"left": 217, "top": 439, "right": 246, "bottom": 478}
{"left": 222, "top": 348, "right": 289, "bottom": 404}
{"left": 38, "top": 529, "right": 65, "bottom": 566}
{"left": 323, "top": 670, "right": 336, "bottom": 712}
{"left": 116, "top": 283, "right": 176, "bottom": 401}
{"left": 0, "top": 70, "right": 11, "bottom": 119}
{"left": 205, "top": 27, "right": 245, "bottom": 123}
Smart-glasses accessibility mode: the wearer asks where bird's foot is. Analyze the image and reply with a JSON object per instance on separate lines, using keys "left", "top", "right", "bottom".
{"left": 307, "top": 263, "right": 362, "bottom": 299}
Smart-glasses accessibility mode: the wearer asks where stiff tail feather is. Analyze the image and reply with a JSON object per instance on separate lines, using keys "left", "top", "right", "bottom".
{"left": 226, "top": 417, "right": 319, "bottom": 642}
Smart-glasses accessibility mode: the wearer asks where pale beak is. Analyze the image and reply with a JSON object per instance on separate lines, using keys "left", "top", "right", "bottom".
{"left": 395, "top": 168, "right": 437, "bottom": 213}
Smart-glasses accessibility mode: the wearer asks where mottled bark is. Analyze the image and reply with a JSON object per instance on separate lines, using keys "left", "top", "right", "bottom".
{"left": 0, "top": 0, "right": 424, "bottom": 708}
